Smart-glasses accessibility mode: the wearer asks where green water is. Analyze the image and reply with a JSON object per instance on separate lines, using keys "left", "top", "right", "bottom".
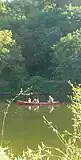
{"left": 0, "top": 102, "right": 72, "bottom": 158}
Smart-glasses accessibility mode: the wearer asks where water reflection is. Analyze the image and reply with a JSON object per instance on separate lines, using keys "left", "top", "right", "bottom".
{"left": 21, "top": 105, "right": 55, "bottom": 113}
{"left": 48, "top": 106, "right": 55, "bottom": 113}
{"left": 0, "top": 102, "right": 72, "bottom": 158}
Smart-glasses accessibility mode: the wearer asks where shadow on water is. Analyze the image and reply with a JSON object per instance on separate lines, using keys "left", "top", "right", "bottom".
{"left": 0, "top": 102, "right": 72, "bottom": 159}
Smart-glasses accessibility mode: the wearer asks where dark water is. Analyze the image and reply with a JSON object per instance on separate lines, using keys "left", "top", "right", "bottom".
{"left": 0, "top": 102, "right": 72, "bottom": 158}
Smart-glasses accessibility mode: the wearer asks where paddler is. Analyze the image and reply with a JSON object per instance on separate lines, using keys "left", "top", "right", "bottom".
{"left": 32, "top": 98, "right": 37, "bottom": 102}
{"left": 36, "top": 98, "right": 39, "bottom": 103}
{"left": 48, "top": 95, "right": 54, "bottom": 103}
{"left": 28, "top": 98, "right": 31, "bottom": 102}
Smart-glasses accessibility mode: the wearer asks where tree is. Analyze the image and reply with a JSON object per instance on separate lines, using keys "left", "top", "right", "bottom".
{"left": 51, "top": 29, "right": 81, "bottom": 82}
{"left": 0, "top": 1, "right": 26, "bottom": 93}
{"left": 1, "top": 0, "right": 81, "bottom": 95}
{"left": 6, "top": 0, "right": 37, "bottom": 19}
{"left": 0, "top": 1, "right": 14, "bottom": 55}
{"left": 0, "top": 30, "right": 15, "bottom": 54}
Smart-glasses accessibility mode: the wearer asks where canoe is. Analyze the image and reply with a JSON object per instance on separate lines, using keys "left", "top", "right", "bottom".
{"left": 16, "top": 100, "right": 62, "bottom": 106}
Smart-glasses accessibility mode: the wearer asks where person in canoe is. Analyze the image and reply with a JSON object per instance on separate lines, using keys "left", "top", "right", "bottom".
{"left": 28, "top": 98, "right": 31, "bottom": 102}
{"left": 48, "top": 95, "right": 54, "bottom": 102}
{"left": 32, "top": 98, "right": 37, "bottom": 102}
{"left": 32, "top": 98, "right": 40, "bottom": 110}
{"left": 33, "top": 98, "right": 39, "bottom": 103}
{"left": 36, "top": 98, "right": 39, "bottom": 103}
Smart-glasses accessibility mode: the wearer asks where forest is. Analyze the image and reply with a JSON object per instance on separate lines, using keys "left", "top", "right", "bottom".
{"left": 0, "top": 0, "right": 81, "bottom": 101}
{"left": 1, "top": 1, "right": 81, "bottom": 160}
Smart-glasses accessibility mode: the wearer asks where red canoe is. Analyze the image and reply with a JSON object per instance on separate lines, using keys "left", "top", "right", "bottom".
{"left": 16, "top": 100, "right": 63, "bottom": 106}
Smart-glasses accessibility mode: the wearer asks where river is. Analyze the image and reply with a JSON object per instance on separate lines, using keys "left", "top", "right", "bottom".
{"left": 0, "top": 102, "right": 72, "bottom": 159}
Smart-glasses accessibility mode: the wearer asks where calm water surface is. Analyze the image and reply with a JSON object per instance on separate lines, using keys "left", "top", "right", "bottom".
{"left": 0, "top": 102, "right": 72, "bottom": 159}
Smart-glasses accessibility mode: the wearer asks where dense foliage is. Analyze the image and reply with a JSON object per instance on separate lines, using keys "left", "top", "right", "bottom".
{"left": 0, "top": 84, "right": 81, "bottom": 159}
{"left": 0, "top": 0, "right": 81, "bottom": 99}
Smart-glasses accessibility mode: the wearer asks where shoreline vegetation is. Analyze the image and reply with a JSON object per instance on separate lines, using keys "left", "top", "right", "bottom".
{"left": 0, "top": 79, "right": 71, "bottom": 102}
